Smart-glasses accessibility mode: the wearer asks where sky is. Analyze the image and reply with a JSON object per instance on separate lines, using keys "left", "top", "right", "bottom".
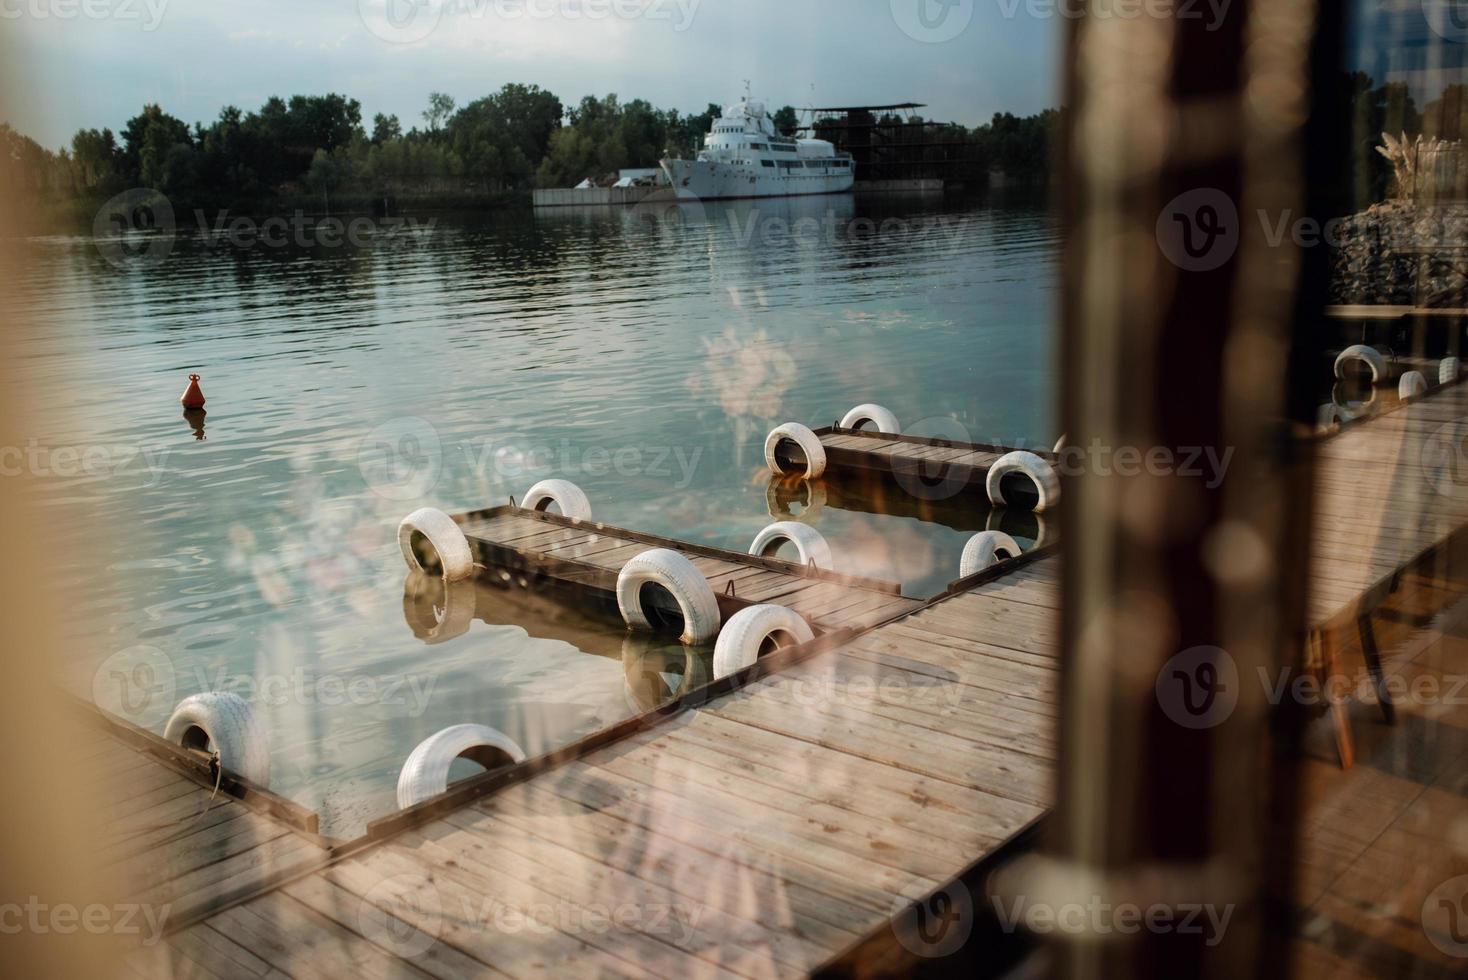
{"left": 3, "top": 0, "right": 1060, "bottom": 150}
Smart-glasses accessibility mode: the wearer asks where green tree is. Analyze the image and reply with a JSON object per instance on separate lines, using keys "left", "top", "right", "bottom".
{"left": 772, "top": 105, "right": 798, "bottom": 136}
{"left": 371, "top": 113, "right": 402, "bottom": 145}
{"left": 120, "top": 104, "right": 193, "bottom": 188}
{"left": 70, "top": 128, "right": 121, "bottom": 189}
{"left": 304, "top": 147, "right": 352, "bottom": 212}
{"left": 423, "top": 92, "right": 456, "bottom": 136}
{"left": 446, "top": 83, "right": 562, "bottom": 190}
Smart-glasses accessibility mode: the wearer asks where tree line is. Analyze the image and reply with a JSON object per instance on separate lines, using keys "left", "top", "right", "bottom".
{"left": 1, "top": 84, "right": 1062, "bottom": 220}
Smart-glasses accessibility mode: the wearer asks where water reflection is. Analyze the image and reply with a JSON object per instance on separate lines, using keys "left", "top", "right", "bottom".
{"left": 401, "top": 570, "right": 476, "bottom": 645}
{"left": 24, "top": 192, "right": 1058, "bottom": 835}
{"left": 182, "top": 407, "right": 207, "bottom": 441}
{"left": 621, "top": 633, "right": 712, "bottom": 714}
{"left": 1332, "top": 379, "right": 1379, "bottom": 422}
{"left": 766, "top": 475, "right": 827, "bottom": 521}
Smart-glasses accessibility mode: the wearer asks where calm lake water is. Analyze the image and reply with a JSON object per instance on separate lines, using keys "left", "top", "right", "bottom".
{"left": 17, "top": 191, "right": 1059, "bottom": 836}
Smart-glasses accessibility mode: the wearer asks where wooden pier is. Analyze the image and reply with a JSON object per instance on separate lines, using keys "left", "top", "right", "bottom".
{"left": 806, "top": 425, "right": 1058, "bottom": 498}
{"left": 454, "top": 505, "right": 922, "bottom": 635}
{"left": 124, "top": 550, "right": 1059, "bottom": 978}
{"left": 94, "top": 381, "right": 1468, "bottom": 978}
{"left": 79, "top": 711, "right": 331, "bottom": 930}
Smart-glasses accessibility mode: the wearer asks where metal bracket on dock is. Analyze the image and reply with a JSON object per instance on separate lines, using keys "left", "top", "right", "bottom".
{"left": 724, "top": 578, "right": 737, "bottom": 598}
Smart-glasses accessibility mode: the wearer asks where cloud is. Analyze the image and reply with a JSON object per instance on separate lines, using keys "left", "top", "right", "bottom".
{"left": 8, "top": 0, "right": 1057, "bottom": 149}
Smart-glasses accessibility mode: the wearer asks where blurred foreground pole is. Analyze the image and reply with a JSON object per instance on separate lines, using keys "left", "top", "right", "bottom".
{"left": 0, "top": 28, "right": 122, "bottom": 979}
{"left": 1049, "top": 2, "right": 1340, "bottom": 977}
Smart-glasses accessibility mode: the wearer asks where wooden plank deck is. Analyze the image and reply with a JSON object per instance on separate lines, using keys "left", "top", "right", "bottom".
{"left": 87, "top": 728, "right": 332, "bottom": 934}
{"left": 1309, "top": 380, "right": 1468, "bottom": 629}
{"left": 111, "top": 383, "right": 1468, "bottom": 977}
{"left": 456, "top": 506, "right": 923, "bottom": 635}
{"left": 810, "top": 426, "right": 1059, "bottom": 497}
{"left": 131, "top": 558, "right": 1058, "bottom": 978}
{"left": 1286, "top": 566, "right": 1468, "bottom": 979}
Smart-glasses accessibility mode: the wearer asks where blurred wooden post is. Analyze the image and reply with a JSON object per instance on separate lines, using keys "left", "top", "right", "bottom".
{"left": 1049, "top": 2, "right": 1340, "bottom": 977}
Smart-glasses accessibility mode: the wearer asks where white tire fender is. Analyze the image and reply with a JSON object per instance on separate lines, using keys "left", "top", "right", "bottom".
{"left": 396, "top": 723, "right": 526, "bottom": 809}
{"left": 764, "top": 422, "right": 827, "bottom": 478}
{"left": 986, "top": 451, "right": 1061, "bottom": 513}
{"left": 749, "top": 521, "right": 834, "bottom": 570}
{"left": 960, "top": 531, "right": 1023, "bottom": 578}
{"left": 1333, "top": 344, "right": 1387, "bottom": 384}
{"left": 401, "top": 570, "right": 476, "bottom": 644}
{"left": 398, "top": 507, "right": 474, "bottom": 582}
{"left": 1441, "top": 356, "right": 1461, "bottom": 385}
{"left": 521, "top": 479, "right": 593, "bottom": 522}
{"left": 713, "top": 604, "right": 815, "bottom": 679}
{"left": 765, "top": 477, "right": 826, "bottom": 521}
{"left": 616, "top": 548, "right": 722, "bottom": 644}
{"left": 1399, "top": 370, "right": 1428, "bottom": 402}
{"left": 839, "top": 403, "right": 901, "bottom": 434}
{"left": 164, "top": 692, "right": 270, "bottom": 787}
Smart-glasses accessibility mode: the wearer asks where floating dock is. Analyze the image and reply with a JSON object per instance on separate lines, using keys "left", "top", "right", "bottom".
{"left": 795, "top": 425, "right": 1058, "bottom": 502}
{"left": 123, "top": 550, "right": 1058, "bottom": 977}
{"left": 455, "top": 504, "right": 922, "bottom": 634}
{"left": 531, "top": 187, "right": 663, "bottom": 208}
{"left": 78, "top": 709, "right": 331, "bottom": 928}
{"left": 93, "top": 381, "right": 1468, "bottom": 978}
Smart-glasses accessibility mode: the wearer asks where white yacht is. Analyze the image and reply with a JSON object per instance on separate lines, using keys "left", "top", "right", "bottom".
{"left": 660, "top": 96, "right": 854, "bottom": 200}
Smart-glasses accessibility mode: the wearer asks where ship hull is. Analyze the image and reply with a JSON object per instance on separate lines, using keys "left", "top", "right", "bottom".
{"left": 660, "top": 158, "right": 854, "bottom": 200}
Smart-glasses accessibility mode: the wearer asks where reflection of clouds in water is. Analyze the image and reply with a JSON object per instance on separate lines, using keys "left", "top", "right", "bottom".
{"left": 687, "top": 328, "right": 798, "bottom": 461}
{"left": 827, "top": 516, "right": 939, "bottom": 586}
{"left": 226, "top": 495, "right": 399, "bottom": 617}
{"left": 689, "top": 327, "right": 797, "bottom": 421}
{"left": 841, "top": 308, "right": 913, "bottom": 329}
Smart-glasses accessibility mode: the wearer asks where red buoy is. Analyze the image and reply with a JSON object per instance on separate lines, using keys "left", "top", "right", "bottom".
{"left": 180, "top": 374, "right": 206, "bottom": 409}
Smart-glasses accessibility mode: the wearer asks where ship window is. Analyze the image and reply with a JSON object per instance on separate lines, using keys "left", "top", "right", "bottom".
{"left": 761, "top": 160, "right": 774, "bottom": 167}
